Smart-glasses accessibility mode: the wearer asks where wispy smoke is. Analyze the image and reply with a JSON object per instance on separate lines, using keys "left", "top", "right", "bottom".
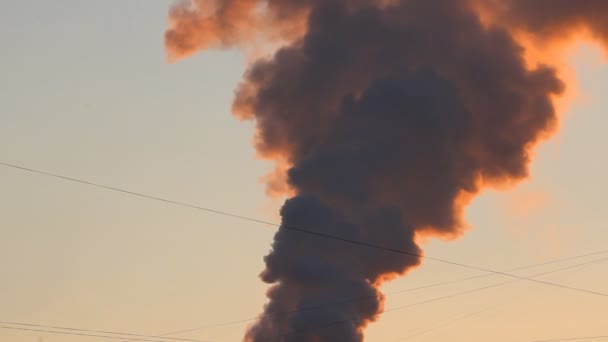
{"left": 164, "top": 0, "right": 604, "bottom": 341}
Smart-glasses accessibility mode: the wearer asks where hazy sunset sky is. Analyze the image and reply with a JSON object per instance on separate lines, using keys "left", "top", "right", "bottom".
{"left": 1, "top": 1, "right": 607, "bottom": 341}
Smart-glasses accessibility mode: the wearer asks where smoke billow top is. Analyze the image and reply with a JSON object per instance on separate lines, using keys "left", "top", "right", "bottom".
{"left": 165, "top": 1, "right": 608, "bottom": 341}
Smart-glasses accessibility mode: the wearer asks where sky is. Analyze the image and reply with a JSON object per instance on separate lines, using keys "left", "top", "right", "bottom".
{"left": 0, "top": 1, "right": 607, "bottom": 341}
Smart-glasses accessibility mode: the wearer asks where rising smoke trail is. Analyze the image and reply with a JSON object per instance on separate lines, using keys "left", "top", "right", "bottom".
{"left": 165, "top": 1, "right": 607, "bottom": 341}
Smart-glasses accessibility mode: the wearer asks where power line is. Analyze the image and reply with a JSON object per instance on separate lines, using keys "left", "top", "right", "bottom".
{"left": 386, "top": 248, "right": 608, "bottom": 297}
{"left": 125, "top": 248, "right": 608, "bottom": 341}
{"left": 274, "top": 256, "right": 608, "bottom": 341}
{"left": 0, "top": 325, "right": 169, "bottom": 342}
{"left": 2, "top": 161, "right": 607, "bottom": 341}
{"left": 0, "top": 321, "right": 209, "bottom": 342}
{"left": 534, "top": 336, "right": 608, "bottom": 341}
{"left": 394, "top": 259, "right": 608, "bottom": 341}
{"left": 395, "top": 253, "right": 608, "bottom": 341}
{"left": 0, "top": 162, "right": 273, "bottom": 229}
{"left": 509, "top": 250, "right": 608, "bottom": 271}
{"left": 396, "top": 306, "right": 492, "bottom": 341}
{"left": 1, "top": 161, "right": 606, "bottom": 299}
{"left": 386, "top": 256, "right": 608, "bottom": 315}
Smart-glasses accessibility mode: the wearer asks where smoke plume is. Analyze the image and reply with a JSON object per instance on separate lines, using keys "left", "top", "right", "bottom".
{"left": 164, "top": 0, "right": 604, "bottom": 341}
{"left": 479, "top": 0, "right": 608, "bottom": 45}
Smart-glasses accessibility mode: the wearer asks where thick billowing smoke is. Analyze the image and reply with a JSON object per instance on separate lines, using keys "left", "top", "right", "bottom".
{"left": 163, "top": 0, "right": 607, "bottom": 341}
{"left": 478, "top": 0, "right": 608, "bottom": 44}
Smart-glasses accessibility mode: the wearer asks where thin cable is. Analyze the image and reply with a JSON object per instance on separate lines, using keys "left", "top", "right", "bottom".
{"left": 0, "top": 325, "right": 168, "bottom": 342}
{"left": 3, "top": 161, "right": 607, "bottom": 341}
{"left": 396, "top": 306, "right": 492, "bottom": 341}
{"left": 274, "top": 256, "right": 608, "bottom": 341}
{"left": 387, "top": 248, "right": 608, "bottom": 296}
{"left": 394, "top": 253, "right": 608, "bottom": 342}
{"left": 2, "top": 161, "right": 605, "bottom": 299}
{"left": 534, "top": 336, "right": 608, "bottom": 341}
{"left": 0, "top": 321, "right": 209, "bottom": 342}
{"left": 395, "top": 259, "right": 608, "bottom": 341}
{"left": 387, "top": 256, "right": 608, "bottom": 315}
{"left": 0, "top": 162, "right": 274, "bottom": 228}
{"left": 128, "top": 248, "right": 608, "bottom": 341}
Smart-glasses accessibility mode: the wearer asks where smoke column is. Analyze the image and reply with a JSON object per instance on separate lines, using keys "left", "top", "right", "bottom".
{"left": 165, "top": 0, "right": 606, "bottom": 341}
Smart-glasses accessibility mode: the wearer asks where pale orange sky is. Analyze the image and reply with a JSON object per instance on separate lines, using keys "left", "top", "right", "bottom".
{"left": 0, "top": 1, "right": 607, "bottom": 342}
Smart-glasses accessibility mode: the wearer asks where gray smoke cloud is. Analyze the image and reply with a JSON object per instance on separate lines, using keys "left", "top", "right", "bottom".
{"left": 160, "top": 1, "right": 606, "bottom": 341}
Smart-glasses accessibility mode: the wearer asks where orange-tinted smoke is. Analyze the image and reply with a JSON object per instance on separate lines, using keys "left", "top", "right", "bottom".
{"left": 480, "top": 0, "right": 608, "bottom": 46}
{"left": 473, "top": 0, "right": 608, "bottom": 146}
{"left": 164, "top": 1, "right": 606, "bottom": 341}
{"left": 165, "top": 0, "right": 311, "bottom": 62}
{"left": 165, "top": 0, "right": 259, "bottom": 61}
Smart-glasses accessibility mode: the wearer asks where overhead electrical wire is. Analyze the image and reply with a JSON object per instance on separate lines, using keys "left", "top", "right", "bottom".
{"left": 1, "top": 161, "right": 605, "bottom": 299}
{"left": 272, "top": 256, "right": 608, "bottom": 341}
{"left": 395, "top": 306, "right": 493, "bottom": 341}
{"left": 0, "top": 325, "right": 181, "bottom": 342}
{"left": 1, "top": 161, "right": 607, "bottom": 342}
{"left": 122, "top": 248, "right": 608, "bottom": 342}
{"left": 394, "top": 255, "right": 608, "bottom": 341}
{"left": 534, "top": 336, "right": 608, "bottom": 342}
{"left": 0, "top": 321, "right": 209, "bottom": 342}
